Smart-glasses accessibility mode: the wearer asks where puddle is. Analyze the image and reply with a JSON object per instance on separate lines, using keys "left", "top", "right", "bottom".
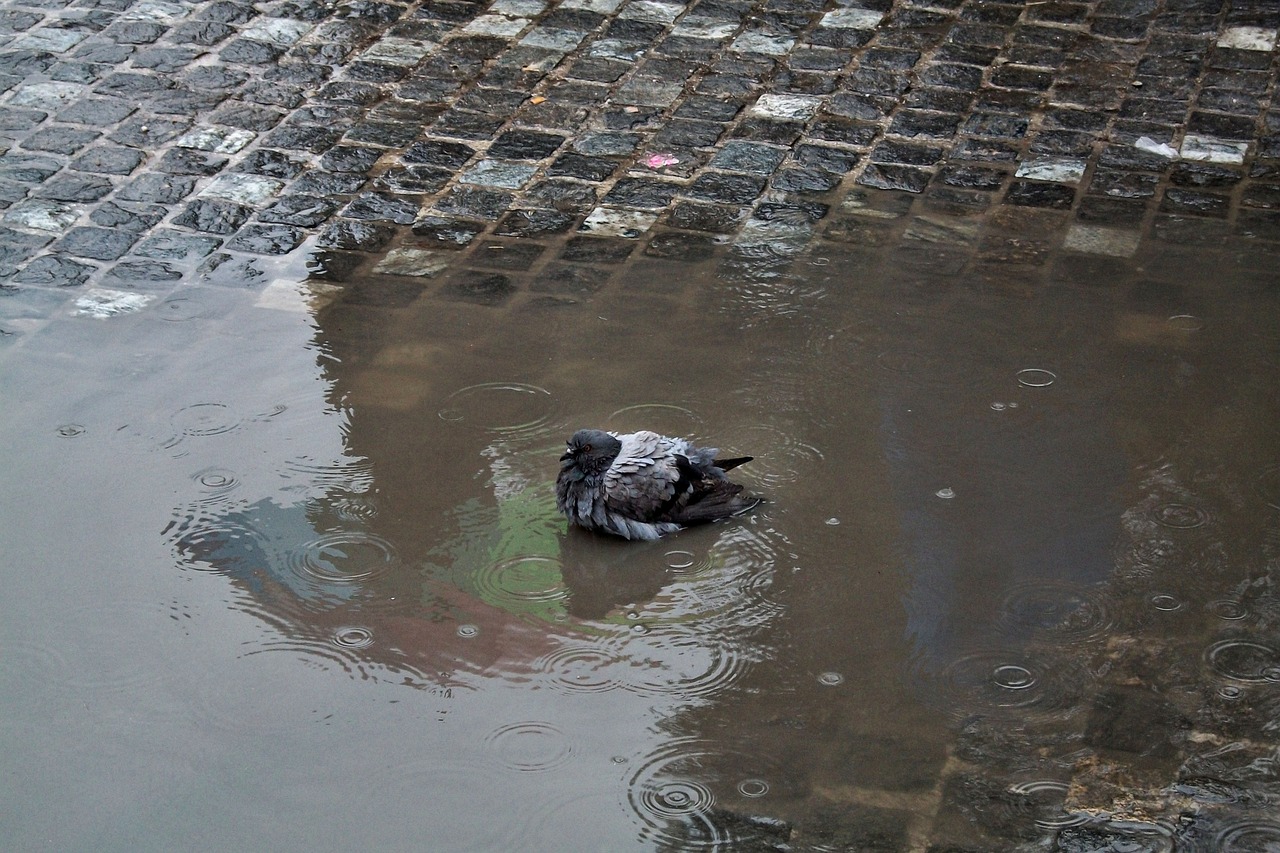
{"left": 2, "top": 191, "right": 1279, "bottom": 850}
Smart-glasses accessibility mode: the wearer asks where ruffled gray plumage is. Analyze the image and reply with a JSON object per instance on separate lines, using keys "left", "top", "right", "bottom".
{"left": 555, "top": 428, "right": 760, "bottom": 540}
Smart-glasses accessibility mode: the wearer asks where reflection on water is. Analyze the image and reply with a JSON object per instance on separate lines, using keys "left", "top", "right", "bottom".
{"left": 2, "top": 195, "right": 1280, "bottom": 850}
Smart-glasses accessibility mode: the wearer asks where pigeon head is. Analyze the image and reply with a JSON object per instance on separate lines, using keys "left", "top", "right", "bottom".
{"left": 561, "top": 429, "right": 622, "bottom": 476}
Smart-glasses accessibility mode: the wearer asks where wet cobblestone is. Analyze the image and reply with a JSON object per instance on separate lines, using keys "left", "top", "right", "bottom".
{"left": 2, "top": 0, "right": 1280, "bottom": 840}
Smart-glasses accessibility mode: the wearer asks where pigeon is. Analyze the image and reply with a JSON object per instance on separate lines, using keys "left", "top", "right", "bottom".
{"left": 555, "top": 428, "right": 761, "bottom": 540}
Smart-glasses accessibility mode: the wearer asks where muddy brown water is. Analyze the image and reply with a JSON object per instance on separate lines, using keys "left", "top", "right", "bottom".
{"left": 2, "top": 202, "right": 1279, "bottom": 850}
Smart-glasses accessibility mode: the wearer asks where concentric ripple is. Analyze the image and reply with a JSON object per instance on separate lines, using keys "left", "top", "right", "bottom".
{"left": 610, "top": 625, "right": 752, "bottom": 698}
{"left": 533, "top": 642, "right": 628, "bottom": 694}
{"left": 154, "top": 296, "right": 207, "bottom": 321}
{"left": 1205, "top": 639, "right": 1280, "bottom": 683}
{"left": 710, "top": 422, "right": 823, "bottom": 489}
{"left": 1151, "top": 501, "right": 1209, "bottom": 529}
{"left": 473, "top": 555, "right": 570, "bottom": 610}
{"left": 1006, "top": 780, "right": 1090, "bottom": 830}
{"left": 438, "top": 382, "right": 556, "bottom": 440}
{"left": 935, "top": 650, "right": 1088, "bottom": 718}
{"left": 171, "top": 402, "right": 243, "bottom": 438}
{"left": 625, "top": 739, "right": 723, "bottom": 848}
{"left": 606, "top": 403, "right": 702, "bottom": 438}
{"left": 280, "top": 454, "right": 375, "bottom": 492}
{"left": 286, "top": 531, "right": 399, "bottom": 587}
{"left": 484, "top": 721, "right": 574, "bottom": 772}
{"left": 1217, "top": 819, "right": 1280, "bottom": 851}
{"left": 1015, "top": 368, "right": 1057, "bottom": 388}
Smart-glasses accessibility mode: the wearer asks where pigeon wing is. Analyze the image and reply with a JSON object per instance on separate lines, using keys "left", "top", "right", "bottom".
{"left": 602, "top": 431, "right": 689, "bottom": 522}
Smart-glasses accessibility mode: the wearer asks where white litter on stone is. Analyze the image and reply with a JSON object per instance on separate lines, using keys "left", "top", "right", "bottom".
{"left": 74, "top": 289, "right": 154, "bottom": 319}
{"left": 580, "top": 207, "right": 657, "bottom": 237}
{"left": 1014, "top": 156, "right": 1087, "bottom": 184}
{"left": 1134, "top": 136, "right": 1178, "bottom": 158}
{"left": 373, "top": 249, "right": 450, "bottom": 278}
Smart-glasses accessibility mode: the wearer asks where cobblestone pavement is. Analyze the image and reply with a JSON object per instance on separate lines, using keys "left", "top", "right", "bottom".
{"left": 1, "top": 0, "right": 1278, "bottom": 331}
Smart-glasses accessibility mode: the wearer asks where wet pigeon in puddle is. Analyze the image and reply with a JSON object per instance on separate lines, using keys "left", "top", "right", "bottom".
{"left": 556, "top": 428, "right": 761, "bottom": 540}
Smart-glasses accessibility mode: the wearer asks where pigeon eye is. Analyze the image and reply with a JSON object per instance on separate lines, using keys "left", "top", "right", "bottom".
{"left": 582, "top": 444, "right": 592, "bottom": 452}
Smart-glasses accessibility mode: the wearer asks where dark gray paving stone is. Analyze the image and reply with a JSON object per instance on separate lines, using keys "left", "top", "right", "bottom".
{"left": 441, "top": 269, "right": 515, "bottom": 306}
{"left": 574, "top": 132, "right": 641, "bottom": 156}
{"left": 1170, "top": 162, "right": 1242, "bottom": 188}
{"left": 548, "top": 153, "right": 617, "bottom": 182}
{"left": 156, "top": 148, "right": 227, "bottom": 176}
{"left": 256, "top": 194, "right": 337, "bottom": 227}
{"left": 793, "top": 143, "right": 862, "bottom": 173}
{"left": 227, "top": 223, "right": 305, "bottom": 254}
{"left": 904, "top": 86, "right": 975, "bottom": 114}
{"left": 489, "top": 129, "right": 567, "bottom": 161}
{"left": 674, "top": 96, "right": 742, "bottom": 122}
{"left": 55, "top": 96, "right": 135, "bottom": 125}
{"left": 684, "top": 171, "right": 767, "bottom": 204}
{"left": 0, "top": 106, "right": 47, "bottom": 130}
{"left": 471, "top": 240, "right": 544, "bottom": 270}
{"left": 526, "top": 179, "right": 598, "bottom": 212}
{"left": 94, "top": 71, "right": 172, "bottom": 98}
{"left": 342, "top": 192, "right": 419, "bottom": 225}
{"left": 229, "top": 150, "right": 305, "bottom": 179}
{"left": 871, "top": 139, "right": 946, "bottom": 165}
{"left": 805, "top": 116, "right": 877, "bottom": 148}
{"left": 221, "top": 38, "right": 285, "bottom": 64}
{"left": 30, "top": 173, "right": 114, "bottom": 203}
{"left": 403, "top": 138, "right": 476, "bottom": 169}
{"left": 117, "top": 173, "right": 196, "bottom": 204}
{"left": 411, "top": 215, "right": 483, "bottom": 247}
{"left": 1076, "top": 195, "right": 1147, "bottom": 225}
{"left": 12, "top": 254, "right": 94, "bottom": 286}
{"left": 0, "top": 180, "right": 28, "bottom": 209}
{"left": 1004, "top": 180, "right": 1076, "bottom": 208}
{"left": 603, "top": 178, "right": 680, "bottom": 209}
{"left": 319, "top": 145, "right": 384, "bottom": 173}
{"left": 1160, "top": 187, "right": 1230, "bottom": 217}
{"left": 938, "top": 163, "right": 1008, "bottom": 190}
{"left": 344, "top": 120, "right": 423, "bottom": 148}
{"left": 432, "top": 109, "right": 506, "bottom": 140}
{"left": 110, "top": 115, "right": 190, "bottom": 147}
{"left": 89, "top": 201, "right": 164, "bottom": 232}
{"left": 495, "top": 208, "right": 575, "bottom": 238}
{"left": 1087, "top": 168, "right": 1159, "bottom": 199}
{"left": 20, "top": 125, "right": 102, "bottom": 155}
{"left": 755, "top": 200, "right": 829, "bottom": 222}
{"left": 291, "top": 171, "right": 366, "bottom": 195}
{"left": 888, "top": 109, "right": 963, "bottom": 140}
{"left": 709, "top": 141, "right": 787, "bottom": 175}
{"left": 962, "top": 113, "right": 1029, "bottom": 138}
{"left": 665, "top": 200, "right": 746, "bottom": 233}
{"left": 240, "top": 81, "right": 305, "bottom": 108}
{"left": 530, "top": 263, "right": 610, "bottom": 295}
{"left": 69, "top": 145, "right": 145, "bottom": 175}
{"left": 858, "top": 163, "right": 933, "bottom": 193}
{"left": 316, "top": 219, "right": 394, "bottom": 250}
{"left": 771, "top": 166, "right": 842, "bottom": 193}
{"left": 0, "top": 154, "right": 61, "bottom": 183}
{"left": 170, "top": 20, "right": 235, "bottom": 46}
{"left": 643, "top": 231, "right": 717, "bottom": 261}
{"left": 561, "top": 235, "right": 633, "bottom": 264}
{"left": 262, "top": 123, "right": 344, "bottom": 154}
{"left": 174, "top": 199, "right": 252, "bottom": 233}
{"left": 133, "top": 231, "right": 222, "bottom": 260}
{"left": 731, "top": 118, "right": 804, "bottom": 145}
{"left": 104, "top": 259, "right": 182, "bottom": 283}
{"left": 133, "top": 47, "right": 203, "bottom": 73}
{"left": 54, "top": 225, "right": 137, "bottom": 260}
{"left": 434, "top": 186, "right": 513, "bottom": 219}
{"left": 373, "top": 166, "right": 451, "bottom": 194}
